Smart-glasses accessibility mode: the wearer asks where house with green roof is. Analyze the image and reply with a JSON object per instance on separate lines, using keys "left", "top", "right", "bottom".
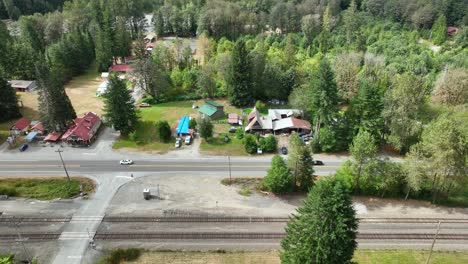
{"left": 199, "top": 100, "right": 224, "bottom": 119}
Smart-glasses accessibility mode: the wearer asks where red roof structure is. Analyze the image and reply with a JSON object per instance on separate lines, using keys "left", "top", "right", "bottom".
{"left": 228, "top": 113, "right": 240, "bottom": 124}
{"left": 447, "top": 26, "right": 459, "bottom": 36}
{"left": 30, "top": 122, "right": 44, "bottom": 132}
{"left": 108, "top": 64, "right": 133, "bottom": 73}
{"left": 291, "top": 118, "right": 311, "bottom": 130}
{"left": 44, "top": 132, "right": 62, "bottom": 142}
{"left": 11, "top": 117, "right": 30, "bottom": 131}
{"left": 146, "top": 42, "right": 155, "bottom": 48}
{"left": 62, "top": 112, "right": 101, "bottom": 144}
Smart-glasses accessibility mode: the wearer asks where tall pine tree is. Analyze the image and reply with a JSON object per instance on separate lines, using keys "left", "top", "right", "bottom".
{"left": 0, "top": 73, "right": 21, "bottom": 122}
{"left": 103, "top": 74, "right": 138, "bottom": 135}
{"left": 281, "top": 177, "right": 358, "bottom": 264}
{"left": 309, "top": 57, "right": 339, "bottom": 139}
{"left": 229, "top": 39, "right": 252, "bottom": 106}
{"left": 36, "top": 59, "right": 76, "bottom": 131}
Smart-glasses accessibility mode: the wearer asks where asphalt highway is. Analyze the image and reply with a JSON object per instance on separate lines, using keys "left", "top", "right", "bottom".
{"left": 0, "top": 159, "right": 342, "bottom": 175}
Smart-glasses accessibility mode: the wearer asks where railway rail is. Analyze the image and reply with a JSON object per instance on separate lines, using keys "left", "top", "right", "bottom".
{"left": 1, "top": 216, "right": 468, "bottom": 224}
{"left": 1, "top": 232, "right": 468, "bottom": 241}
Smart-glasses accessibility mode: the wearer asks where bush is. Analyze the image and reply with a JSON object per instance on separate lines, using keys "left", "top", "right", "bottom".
{"left": 155, "top": 121, "right": 172, "bottom": 142}
{"left": 189, "top": 118, "right": 197, "bottom": 129}
{"left": 255, "top": 100, "right": 266, "bottom": 113}
{"left": 140, "top": 96, "right": 155, "bottom": 104}
{"left": 105, "top": 248, "right": 141, "bottom": 264}
{"left": 197, "top": 118, "right": 214, "bottom": 140}
{"left": 0, "top": 187, "right": 18, "bottom": 197}
{"left": 238, "top": 187, "right": 252, "bottom": 196}
{"left": 235, "top": 128, "right": 244, "bottom": 139}
{"left": 264, "top": 155, "right": 293, "bottom": 193}
{"left": 260, "top": 135, "right": 277, "bottom": 152}
{"left": 244, "top": 134, "right": 258, "bottom": 154}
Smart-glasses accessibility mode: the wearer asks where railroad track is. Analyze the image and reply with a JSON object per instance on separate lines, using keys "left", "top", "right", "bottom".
{"left": 1, "top": 232, "right": 468, "bottom": 241}
{"left": 1, "top": 216, "right": 468, "bottom": 224}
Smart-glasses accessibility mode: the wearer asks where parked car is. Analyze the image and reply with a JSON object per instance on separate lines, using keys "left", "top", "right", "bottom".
{"left": 119, "top": 159, "right": 133, "bottom": 165}
{"left": 229, "top": 127, "right": 237, "bottom": 133}
{"left": 257, "top": 147, "right": 263, "bottom": 154}
{"left": 281, "top": 146, "right": 288, "bottom": 155}
{"left": 313, "top": 160, "right": 324, "bottom": 166}
{"left": 175, "top": 138, "right": 181, "bottom": 148}
{"left": 18, "top": 144, "right": 28, "bottom": 152}
{"left": 138, "top": 103, "right": 150, "bottom": 107}
{"left": 185, "top": 136, "right": 192, "bottom": 145}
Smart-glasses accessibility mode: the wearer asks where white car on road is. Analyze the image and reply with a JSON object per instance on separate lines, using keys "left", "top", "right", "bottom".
{"left": 119, "top": 159, "right": 133, "bottom": 165}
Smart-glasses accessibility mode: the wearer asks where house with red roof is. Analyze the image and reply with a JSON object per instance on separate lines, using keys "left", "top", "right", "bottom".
{"left": 10, "top": 117, "right": 30, "bottom": 135}
{"left": 62, "top": 112, "right": 102, "bottom": 146}
{"left": 245, "top": 108, "right": 311, "bottom": 135}
{"left": 108, "top": 64, "right": 133, "bottom": 73}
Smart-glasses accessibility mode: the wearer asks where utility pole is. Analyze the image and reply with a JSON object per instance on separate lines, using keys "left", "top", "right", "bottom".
{"left": 228, "top": 155, "right": 232, "bottom": 184}
{"left": 55, "top": 148, "right": 70, "bottom": 181}
{"left": 426, "top": 221, "right": 441, "bottom": 264}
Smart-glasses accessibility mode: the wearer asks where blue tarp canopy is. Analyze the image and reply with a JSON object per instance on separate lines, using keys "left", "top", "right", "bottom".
{"left": 25, "top": 131, "right": 38, "bottom": 142}
{"left": 176, "top": 116, "right": 189, "bottom": 134}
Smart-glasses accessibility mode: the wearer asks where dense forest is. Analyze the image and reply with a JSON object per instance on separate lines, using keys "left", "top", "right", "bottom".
{"left": 0, "top": 0, "right": 467, "bottom": 203}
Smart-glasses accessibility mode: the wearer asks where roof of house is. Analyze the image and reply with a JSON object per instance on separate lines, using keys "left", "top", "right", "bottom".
{"left": 8, "top": 80, "right": 37, "bottom": 89}
{"left": 108, "top": 64, "right": 133, "bottom": 73}
{"left": 205, "top": 100, "right": 223, "bottom": 107}
{"left": 176, "top": 116, "right": 190, "bottom": 134}
{"left": 447, "top": 26, "right": 459, "bottom": 33}
{"left": 145, "top": 33, "right": 156, "bottom": 41}
{"left": 12, "top": 117, "right": 30, "bottom": 130}
{"left": 146, "top": 42, "right": 155, "bottom": 48}
{"left": 245, "top": 115, "right": 273, "bottom": 131}
{"left": 272, "top": 117, "right": 311, "bottom": 131}
{"left": 228, "top": 113, "right": 240, "bottom": 124}
{"left": 30, "top": 122, "right": 44, "bottom": 132}
{"left": 199, "top": 105, "right": 218, "bottom": 116}
{"left": 247, "top": 107, "right": 259, "bottom": 121}
{"left": 268, "top": 109, "right": 302, "bottom": 120}
{"left": 62, "top": 112, "right": 101, "bottom": 141}
{"left": 44, "top": 132, "right": 62, "bottom": 142}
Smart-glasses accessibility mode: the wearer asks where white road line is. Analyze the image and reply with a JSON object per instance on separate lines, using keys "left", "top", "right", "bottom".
{"left": 82, "top": 153, "right": 97, "bottom": 155}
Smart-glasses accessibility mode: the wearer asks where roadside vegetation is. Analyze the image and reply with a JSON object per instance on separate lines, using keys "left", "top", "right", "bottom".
{"left": 0, "top": 177, "right": 94, "bottom": 200}
{"left": 96, "top": 248, "right": 142, "bottom": 264}
{"left": 102, "top": 250, "right": 468, "bottom": 264}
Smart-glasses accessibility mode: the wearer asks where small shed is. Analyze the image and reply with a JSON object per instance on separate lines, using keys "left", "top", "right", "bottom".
{"left": 29, "top": 122, "right": 45, "bottom": 135}
{"left": 101, "top": 72, "right": 109, "bottom": 80}
{"left": 44, "top": 132, "right": 62, "bottom": 142}
{"left": 228, "top": 113, "right": 241, "bottom": 125}
{"left": 8, "top": 80, "right": 37, "bottom": 92}
{"left": 25, "top": 131, "right": 38, "bottom": 142}
{"left": 199, "top": 100, "right": 224, "bottom": 119}
{"left": 108, "top": 64, "right": 133, "bottom": 73}
{"left": 10, "top": 117, "right": 30, "bottom": 135}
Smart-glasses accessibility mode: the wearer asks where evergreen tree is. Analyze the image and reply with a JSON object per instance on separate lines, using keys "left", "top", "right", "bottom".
{"left": 155, "top": 120, "right": 171, "bottom": 142}
{"left": 294, "top": 146, "right": 315, "bottom": 191}
{"left": 264, "top": 155, "right": 293, "bottom": 194}
{"left": 113, "top": 18, "right": 132, "bottom": 61}
{"left": 281, "top": 177, "right": 358, "bottom": 264}
{"left": 229, "top": 39, "right": 252, "bottom": 106}
{"left": 95, "top": 27, "right": 113, "bottom": 72}
{"left": 432, "top": 14, "right": 447, "bottom": 45}
{"left": 36, "top": 59, "right": 76, "bottom": 131}
{"left": 0, "top": 73, "right": 21, "bottom": 122}
{"left": 309, "top": 58, "right": 339, "bottom": 139}
{"left": 319, "top": 5, "right": 332, "bottom": 54}
{"left": 343, "top": 0, "right": 359, "bottom": 45}
{"left": 103, "top": 74, "right": 138, "bottom": 135}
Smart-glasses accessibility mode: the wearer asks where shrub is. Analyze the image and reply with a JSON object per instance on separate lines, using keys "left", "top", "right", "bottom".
{"left": 260, "top": 135, "right": 277, "bottom": 152}
{"left": 235, "top": 128, "right": 244, "bottom": 139}
{"left": 155, "top": 121, "right": 172, "bottom": 142}
{"left": 0, "top": 187, "right": 17, "bottom": 197}
{"left": 197, "top": 118, "right": 214, "bottom": 140}
{"left": 264, "top": 155, "right": 293, "bottom": 193}
{"left": 189, "top": 118, "right": 197, "bottom": 129}
{"left": 244, "top": 134, "right": 258, "bottom": 154}
{"left": 106, "top": 248, "right": 141, "bottom": 264}
{"left": 255, "top": 100, "right": 266, "bottom": 113}
{"left": 238, "top": 187, "right": 252, "bottom": 196}
{"left": 140, "top": 96, "right": 155, "bottom": 104}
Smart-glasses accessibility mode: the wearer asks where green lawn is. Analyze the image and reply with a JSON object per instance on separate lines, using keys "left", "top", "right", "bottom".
{"left": 0, "top": 177, "right": 95, "bottom": 200}
{"left": 199, "top": 136, "right": 246, "bottom": 156}
{"left": 120, "top": 250, "right": 468, "bottom": 264}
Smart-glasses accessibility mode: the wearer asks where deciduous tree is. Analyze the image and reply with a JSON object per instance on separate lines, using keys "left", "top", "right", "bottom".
{"left": 349, "top": 130, "right": 377, "bottom": 193}
{"left": 264, "top": 155, "right": 293, "bottom": 194}
{"left": 197, "top": 117, "right": 213, "bottom": 140}
{"left": 433, "top": 68, "right": 468, "bottom": 106}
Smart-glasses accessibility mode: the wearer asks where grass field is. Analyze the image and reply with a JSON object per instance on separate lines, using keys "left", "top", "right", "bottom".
{"left": 0, "top": 177, "right": 95, "bottom": 200}
{"left": 199, "top": 136, "right": 246, "bottom": 156}
{"left": 121, "top": 250, "right": 468, "bottom": 264}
